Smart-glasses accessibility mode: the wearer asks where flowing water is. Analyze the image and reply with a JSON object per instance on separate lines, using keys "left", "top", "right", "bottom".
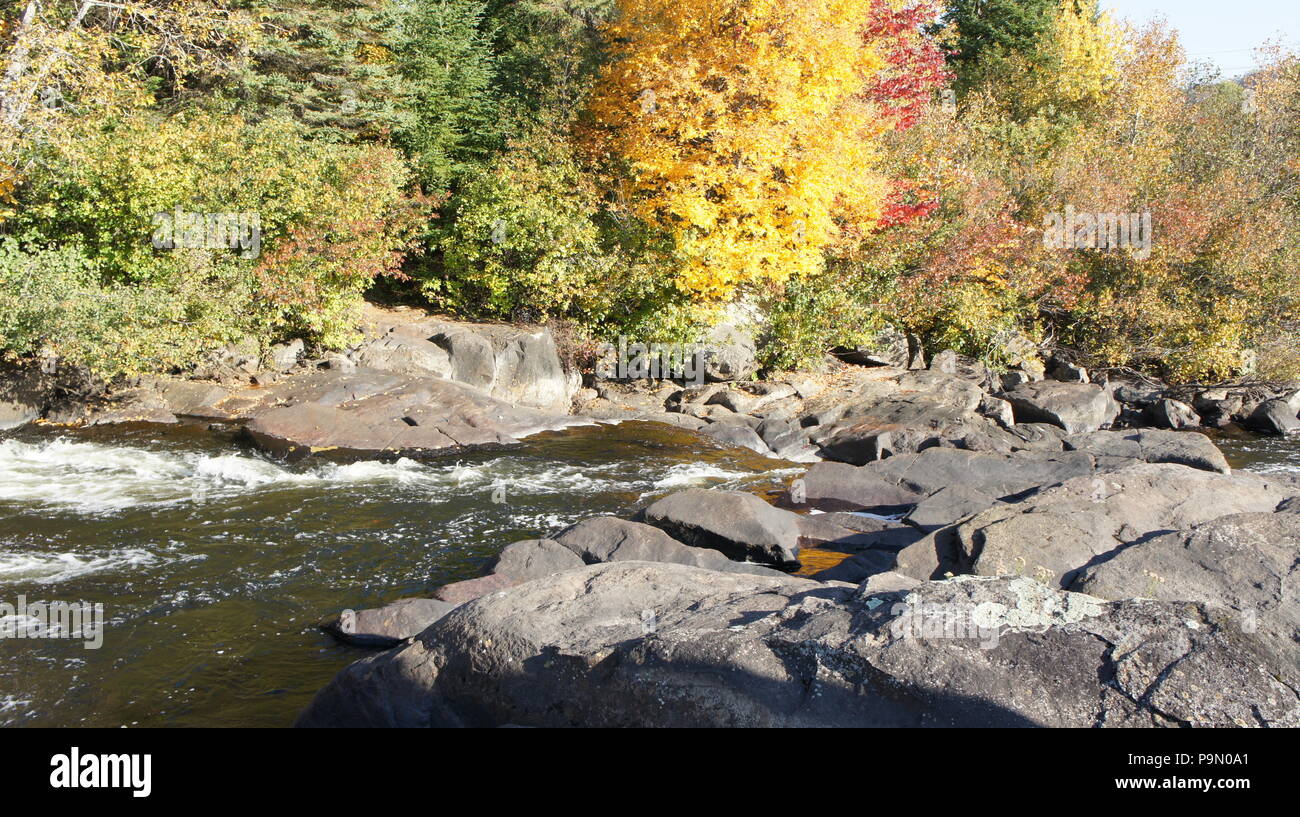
{"left": 0, "top": 421, "right": 799, "bottom": 727}
{"left": 1, "top": 421, "right": 1294, "bottom": 728}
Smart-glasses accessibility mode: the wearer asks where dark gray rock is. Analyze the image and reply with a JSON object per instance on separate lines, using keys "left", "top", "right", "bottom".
{"left": 1149, "top": 398, "right": 1200, "bottom": 430}
{"left": 867, "top": 447, "right": 1098, "bottom": 500}
{"left": 1005, "top": 381, "right": 1120, "bottom": 434}
{"left": 1071, "top": 512, "right": 1299, "bottom": 676}
{"left": 893, "top": 464, "right": 1294, "bottom": 586}
{"left": 786, "top": 461, "right": 923, "bottom": 513}
{"left": 553, "top": 516, "right": 784, "bottom": 577}
{"left": 1063, "top": 429, "right": 1230, "bottom": 474}
{"left": 643, "top": 489, "right": 802, "bottom": 568}
{"left": 1049, "top": 359, "right": 1089, "bottom": 383}
{"left": 322, "top": 598, "right": 457, "bottom": 648}
{"left": 699, "top": 422, "right": 771, "bottom": 455}
{"left": 1247, "top": 399, "right": 1300, "bottom": 436}
{"left": 297, "top": 565, "right": 1298, "bottom": 728}
{"left": 903, "top": 485, "right": 1001, "bottom": 533}
{"left": 794, "top": 513, "right": 923, "bottom": 552}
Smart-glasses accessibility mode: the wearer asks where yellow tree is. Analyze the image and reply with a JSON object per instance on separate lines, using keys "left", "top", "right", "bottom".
{"left": 0, "top": 1, "right": 255, "bottom": 183}
{"left": 583, "top": 0, "right": 899, "bottom": 302}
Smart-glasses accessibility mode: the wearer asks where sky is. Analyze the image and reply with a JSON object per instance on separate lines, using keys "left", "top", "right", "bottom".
{"left": 1101, "top": 0, "right": 1298, "bottom": 77}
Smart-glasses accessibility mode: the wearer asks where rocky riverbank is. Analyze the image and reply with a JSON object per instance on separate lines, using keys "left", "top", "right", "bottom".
{"left": 2, "top": 312, "right": 1298, "bottom": 727}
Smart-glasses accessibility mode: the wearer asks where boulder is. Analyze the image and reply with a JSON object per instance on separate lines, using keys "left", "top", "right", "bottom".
{"left": 786, "top": 462, "right": 923, "bottom": 513}
{"left": 1063, "top": 429, "right": 1230, "bottom": 474}
{"left": 642, "top": 489, "right": 802, "bottom": 568}
{"left": 1247, "top": 398, "right": 1300, "bottom": 436}
{"left": 903, "top": 485, "right": 1001, "bottom": 533}
{"left": 867, "top": 447, "right": 1098, "bottom": 501}
{"left": 1149, "top": 398, "right": 1200, "bottom": 430}
{"left": 297, "top": 564, "right": 1298, "bottom": 728}
{"left": 832, "top": 327, "right": 910, "bottom": 368}
{"left": 267, "top": 339, "right": 305, "bottom": 372}
{"left": 351, "top": 335, "right": 452, "bottom": 379}
{"left": 432, "top": 573, "right": 519, "bottom": 605}
{"left": 0, "top": 366, "right": 46, "bottom": 429}
{"left": 242, "top": 370, "right": 575, "bottom": 458}
{"left": 553, "top": 516, "right": 784, "bottom": 577}
{"left": 698, "top": 422, "right": 771, "bottom": 456}
{"left": 1071, "top": 512, "right": 1299, "bottom": 675}
{"left": 699, "top": 324, "right": 757, "bottom": 382}
{"left": 322, "top": 598, "right": 457, "bottom": 648}
{"left": 1048, "top": 359, "right": 1089, "bottom": 383}
{"left": 482, "top": 539, "right": 585, "bottom": 582}
{"left": 794, "top": 513, "right": 924, "bottom": 552}
{"left": 893, "top": 464, "right": 1294, "bottom": 587}
{"left": 45, "top": 388, "right": 177, "bottom": 426}
{"left": 1005, "top": 381, "right": 1119, "bottom": 434}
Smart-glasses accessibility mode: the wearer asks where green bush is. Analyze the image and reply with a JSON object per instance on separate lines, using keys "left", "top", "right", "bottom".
{"left": 7, "top": 109, "right": 426, "bottom": 371}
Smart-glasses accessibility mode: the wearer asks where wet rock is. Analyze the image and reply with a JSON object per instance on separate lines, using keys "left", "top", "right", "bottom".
{"left": 643, "top": 489, "right": 802, "bottom": 568}
{"left": 46, "top": 388, "right": 177, "bottom": 426}
{"left": 1005, "top": 381, "right": 1120, "bottom": 434}
{"left": 297, "top": 565, "right": 1298, "bottom": 728}
{"left": 699, "top": 422, "right": 771, "bottom": 456}
{"left": 322, "top": 598, "right": 457, "bottom": 648}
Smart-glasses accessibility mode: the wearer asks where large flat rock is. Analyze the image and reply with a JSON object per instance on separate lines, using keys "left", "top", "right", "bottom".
{"left": 296, "top": 563, "right": 1298, "bottom": 728}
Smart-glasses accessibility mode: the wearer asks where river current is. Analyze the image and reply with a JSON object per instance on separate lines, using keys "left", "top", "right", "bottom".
{"left": 0, "top": 421, "right": 1292, "bottom": 727}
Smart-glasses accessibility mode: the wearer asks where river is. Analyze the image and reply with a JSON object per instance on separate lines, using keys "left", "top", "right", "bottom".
{"left": 0, "top": 421, "right": 800, "bottom": 727}
{"left": 0, "top": 422, "right": 1293, "bottom": 727}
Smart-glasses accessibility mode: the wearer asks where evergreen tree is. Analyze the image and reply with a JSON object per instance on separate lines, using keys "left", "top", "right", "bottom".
{"left": 940, "top": 0, "right": 1059, "bottom": 96}
{"left": 221, "top": 0, "right": 406, "bottom": 142}
{"left": 393, "top": 0, "right": 499, "bottom": 190}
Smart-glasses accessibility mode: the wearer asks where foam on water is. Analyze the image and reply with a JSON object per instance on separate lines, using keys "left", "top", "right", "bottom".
{"left": 0, "top": 548, "right": 157, "bottom": 585}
